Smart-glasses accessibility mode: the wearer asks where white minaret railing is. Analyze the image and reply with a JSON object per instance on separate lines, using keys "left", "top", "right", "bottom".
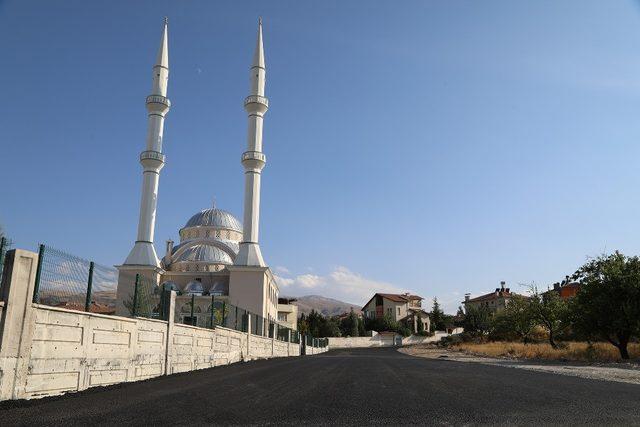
{"left": 235, "top": 18, "right": 268, "bottom": 267}
{"left": 124, "top": 18, "right": 171, "bottom": 267}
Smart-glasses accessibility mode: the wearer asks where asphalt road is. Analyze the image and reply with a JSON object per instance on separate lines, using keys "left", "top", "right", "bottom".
{"left": 1, "top": 347, "right": 639, "bottom": 426}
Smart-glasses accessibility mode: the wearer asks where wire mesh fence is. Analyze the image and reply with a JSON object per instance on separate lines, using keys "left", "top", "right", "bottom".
{"left": 28, "top": 243, "right": 306, "bottom": 343}
{"left": 32, "top": 244, "right": 120, "bottom": 316}
{"left": 34, "top": 245, "right": 93, "bottom": 310}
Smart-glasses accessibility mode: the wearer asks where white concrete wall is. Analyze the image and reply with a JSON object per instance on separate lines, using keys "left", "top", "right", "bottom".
{"left": 0, "top": 249, "right": 324, "bottom": 401}
{"left": 328, "top": 331, "right": 449, "bottom": 349}
{"left": 401, "top": 332, "right": 447, "bottom": 346}
{"left": 328, "top": 332, "right": 397, "bottom": 349}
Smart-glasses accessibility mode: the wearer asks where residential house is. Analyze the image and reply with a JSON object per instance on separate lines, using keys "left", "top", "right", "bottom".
{"left": 362, "top": 293, "right": 430, "bottom": 333}
{"left": 550, "top": 276, "right": 580, "bottom": 300}
{"left": 277, "top": 297, "right": 298, "bottom": 331}
{"left": 463, "top": 281, "right": 518, "bottom": 314}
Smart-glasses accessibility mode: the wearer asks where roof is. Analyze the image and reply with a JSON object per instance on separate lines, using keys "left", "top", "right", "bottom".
{"left": 183, "top": 208, "right": 242, "bottom": 232}
{"left": 362, "top": 293, "right": 424, "bottom": 310}
{"left": 464, "top": 290, "right": 513, "bottom": 304}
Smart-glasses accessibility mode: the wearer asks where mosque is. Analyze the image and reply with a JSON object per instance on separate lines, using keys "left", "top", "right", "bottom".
{"left": 115, "top": 18, "right": 292, "bottom": 329}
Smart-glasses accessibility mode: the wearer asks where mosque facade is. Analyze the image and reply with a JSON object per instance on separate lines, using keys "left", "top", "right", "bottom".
{"left": 115, "top": 18, "right": 287, "bottom": 328}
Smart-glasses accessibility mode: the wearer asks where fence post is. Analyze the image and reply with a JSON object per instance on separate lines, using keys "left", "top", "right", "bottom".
{"left": 190, "top": 294, "right": 195, "bottom": 326}
{"left": 132, "top": 273, "right": 140, "bottom": 317}
{"left": 32, "top": 244, "right": 45, "bottom": 303}
{"left": 234, "top": 306, "right": 238, "bottom": 330}
{"left": 246, "top": 313, "right": 251, "bottom": 359}
{"left": 84, "top": 261, "right": 94, "bottom": 312}
{"left": 160, "top": 282, "right": 172, "bottom": 321}
{"left": 0, "top": 237, "right": 6, "bottom": 284}
{"left": 210, "top": 295, "right": 215, "bottom": 328}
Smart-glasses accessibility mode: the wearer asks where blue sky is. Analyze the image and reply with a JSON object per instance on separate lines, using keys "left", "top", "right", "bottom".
{"left": 2, "top": 1, "right": 640, "bottom": 312}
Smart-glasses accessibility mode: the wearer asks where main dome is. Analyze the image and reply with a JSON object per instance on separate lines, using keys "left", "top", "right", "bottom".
{"left": 173, "top": 244, "right": 234, "bottom": 264}
{"left": 184, "top": 208, "right": 242, "bottom": 232}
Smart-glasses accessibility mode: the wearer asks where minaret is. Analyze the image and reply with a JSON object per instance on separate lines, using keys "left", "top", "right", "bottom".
{"left": 235, "top": 18, "right": 268, "bottom": 267}
{"left": 124, "top": 18, "right": 171, "bottom": 267}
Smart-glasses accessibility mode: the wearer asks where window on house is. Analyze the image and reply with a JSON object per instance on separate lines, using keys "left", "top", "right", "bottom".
{"left": 278, "top": 313, "right": 287, "bottom": 322}
{"left": 397, "top": 307, "right": 400, "bottom": 315}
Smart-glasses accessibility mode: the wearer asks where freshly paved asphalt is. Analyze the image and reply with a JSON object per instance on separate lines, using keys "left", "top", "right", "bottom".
{"left": 1, "top": 347, "right": 639, "bottom": 426}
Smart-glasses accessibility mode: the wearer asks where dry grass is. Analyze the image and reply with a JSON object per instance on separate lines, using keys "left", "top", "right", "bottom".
{"left": 453, "top": 341, "right": 640, "bottom": 363}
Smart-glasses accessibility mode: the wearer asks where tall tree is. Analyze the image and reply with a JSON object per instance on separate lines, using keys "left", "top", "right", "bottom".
{"left": 571, "top": 252, "right": 640, "bottom": 359}
{"left": 430, "top": 297, "right": 445, "bottom": 331}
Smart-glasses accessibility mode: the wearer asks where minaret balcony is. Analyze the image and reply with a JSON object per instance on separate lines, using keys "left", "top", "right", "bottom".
{"left": 242, "top": 151, "right": 266, "bottom": 162}
{"left": 244, "top": 95, "right": 269, "bottom": 115}
{"left": 146, "top": 95, "right": 171, "bottom": 107}
{"left": 146, "top": 95, "right": 171, "bottom": 114}
{"left": 140, "top": 150, "right": 165, "bottom": 163}
{"left": 241, "top": 151, "right": 266, "bottom": 171}
{"left": 244, "top": 95, "right": 269, "bottom": 108}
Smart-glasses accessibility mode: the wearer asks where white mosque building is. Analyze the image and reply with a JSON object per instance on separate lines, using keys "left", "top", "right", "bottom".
{"left": 115, "top": 18, "right": 285, "bottom": 327}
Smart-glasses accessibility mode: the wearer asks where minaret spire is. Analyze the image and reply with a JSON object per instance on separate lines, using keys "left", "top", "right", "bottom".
{"left": 124, "top": 18, "right": 172, "bottom": 266}
{"left": 235, "top": 18, "right": 269, "bottom": 267}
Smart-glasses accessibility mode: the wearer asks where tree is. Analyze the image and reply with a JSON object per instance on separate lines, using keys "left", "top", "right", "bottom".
{"left": 570, "top": 252, "right": 640, "bottom": 359}
{"left": 348, "top": 310, "right": 359, "bottom": 337}
{"left": 417, "top": 315, "right": 425, "bottom": 333}
{"left": 462, "top": 304, "right": 491, "bottom": 335}
{"left": 430, "top": 297, "right": 446, "bottom": 331}
{"left": 357, "top": 317, "right": 366, "bottom": 336}
{"left": 364, "top": 313, "right": 400, "bottom": 334}
{"left": 339, "top": 308, "right": 360, "bottom": 337}
{"left": 297, "top": 313, "right": 309, "bottom": 335}
{"left": 454, "top": 306, "right": 465, "bottom": 328}
{"left": 491, "top": 295, "right": 536, "bottom": 343}
{"left": 529, "top": 285, "right": 567, "bottom": 349}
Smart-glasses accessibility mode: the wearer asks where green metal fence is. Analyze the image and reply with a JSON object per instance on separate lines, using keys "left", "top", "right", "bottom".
{"left": 32, "top": 244, "right": 119, "bottom": 316}
{"left": 29, "top": 243, "right": 306, "bottom": 344}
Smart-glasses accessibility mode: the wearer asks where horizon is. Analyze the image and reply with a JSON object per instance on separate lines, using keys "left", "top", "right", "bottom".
{"left": 4, "top": 1, "right": 640, "bottom": 313}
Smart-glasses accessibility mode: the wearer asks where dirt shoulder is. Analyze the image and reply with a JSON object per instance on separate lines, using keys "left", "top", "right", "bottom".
{"left": 399, "top": 344, "right": 640, "bottom": 385}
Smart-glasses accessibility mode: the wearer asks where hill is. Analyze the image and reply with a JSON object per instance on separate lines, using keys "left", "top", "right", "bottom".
{"left": 288, "top": 295, "right": 362, "bottom": 317}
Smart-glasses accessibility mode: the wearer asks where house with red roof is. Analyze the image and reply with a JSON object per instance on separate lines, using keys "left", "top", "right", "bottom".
{"left": 463, "top": 281, "right": 520, "bottom": 314}
{"left": 361, "top": 293, "right": 430, "bottom": 333}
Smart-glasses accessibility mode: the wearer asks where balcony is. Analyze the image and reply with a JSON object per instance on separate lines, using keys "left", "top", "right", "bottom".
{"left": 146, "top": 95, "right": 171, "bottom": 107}
{"left": 244, "top": 95, "right": 269, "bottom": 107}
{"left": 241, "top": 151, "right": 266, "bottom": 162}
{"left": 140, "top": 150, "right": 165, "bottom": 163}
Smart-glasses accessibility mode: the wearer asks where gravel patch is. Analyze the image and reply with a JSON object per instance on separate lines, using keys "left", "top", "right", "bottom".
{"left": 400, "top": 345, "right": 640, "bottom": 385}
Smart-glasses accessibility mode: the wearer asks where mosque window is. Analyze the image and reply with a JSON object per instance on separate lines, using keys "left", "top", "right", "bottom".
{"left": 215, "top": 230, "right": 221, "bottom": 238}
{"left": 226, "top": 231, "right": 231, "bottom": 238}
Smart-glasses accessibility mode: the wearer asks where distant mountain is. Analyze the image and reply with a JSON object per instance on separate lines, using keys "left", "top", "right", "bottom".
{"left": 288, "top": 295, "right": 362, "bottom": 317}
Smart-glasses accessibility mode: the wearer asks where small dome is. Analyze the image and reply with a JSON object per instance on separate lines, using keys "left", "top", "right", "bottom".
{"left": 185, "top": 280, "right": 204, "bottom": 295}
{"left": 208, "top": 280, "right": 229, "bottom": 296}
{"left": 173, "top": 244, "right": 234, "bottom": 265}
{"left": 156, "top": 281, "right": 180, "bottom": 295}
{"left": 184, "top": 208, "right": 242, "bottom": 232}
